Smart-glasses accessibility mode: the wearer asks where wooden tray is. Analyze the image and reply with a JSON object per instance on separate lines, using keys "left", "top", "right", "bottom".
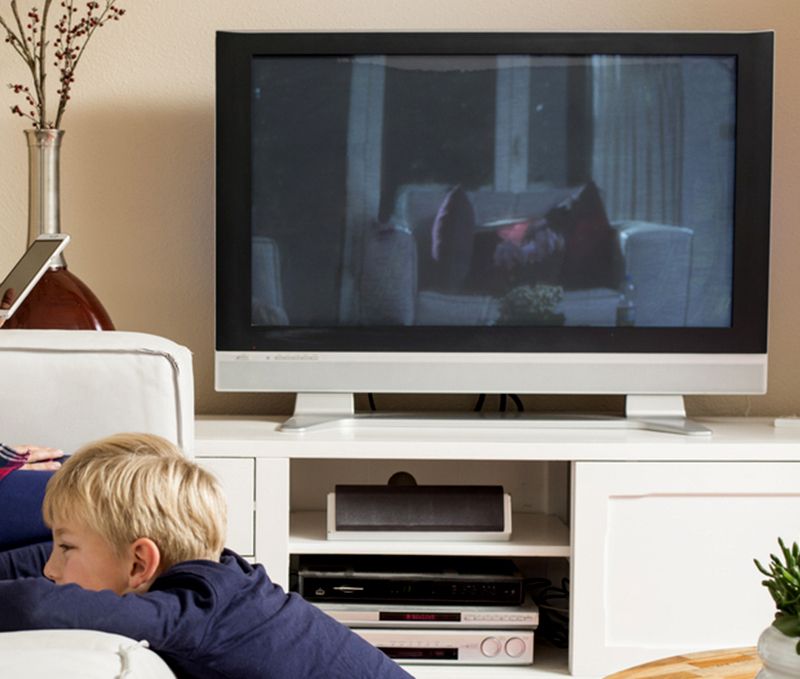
{"left": 605, "top": 647, "right": 760, "bottom": 678}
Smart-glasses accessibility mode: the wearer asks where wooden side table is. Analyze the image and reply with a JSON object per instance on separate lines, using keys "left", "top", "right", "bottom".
{"left": 604, "top": 647, "right": 760, "bottom": 678}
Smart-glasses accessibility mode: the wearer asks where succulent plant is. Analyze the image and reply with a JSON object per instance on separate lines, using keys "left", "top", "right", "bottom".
{"left": 755, "top": 538, "right": 800, "bottom": 653}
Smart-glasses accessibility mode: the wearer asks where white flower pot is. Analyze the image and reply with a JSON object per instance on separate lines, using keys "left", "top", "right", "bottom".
{"left": 757, "top": 623, "right": 800, "bottom": 678}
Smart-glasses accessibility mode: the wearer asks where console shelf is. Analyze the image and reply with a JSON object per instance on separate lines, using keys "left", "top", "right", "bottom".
{"left": 289, "top": 511, "right": 570, "bottom": 557}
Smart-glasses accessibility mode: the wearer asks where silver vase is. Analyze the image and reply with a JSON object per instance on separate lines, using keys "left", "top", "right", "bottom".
{"left": 7, "top": 128, "right": 115, "bottom": 330}
{"left": 26, "top": 128, "right": 67, "bottom": 268}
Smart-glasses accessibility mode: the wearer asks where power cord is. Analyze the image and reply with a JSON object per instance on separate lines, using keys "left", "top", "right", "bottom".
{"left": 366, "top": 393, "right": 524, "bottom": 414}
{"left": 526, "top": 576, "right": 569, "bottom": 648}
{"left": 473, "top": 394, "right": 525, "bottom": 413}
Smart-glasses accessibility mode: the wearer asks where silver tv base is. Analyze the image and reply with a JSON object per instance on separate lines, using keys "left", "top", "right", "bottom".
{"left": 279, "top": 393, "right": 712, "bottom": 437}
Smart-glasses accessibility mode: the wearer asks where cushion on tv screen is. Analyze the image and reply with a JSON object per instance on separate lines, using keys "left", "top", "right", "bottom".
{"left": 544, "top": 181, "right": 622, "bottom": 290}
{"left": 430, "top": 185, "right": 476, "bottom": 291}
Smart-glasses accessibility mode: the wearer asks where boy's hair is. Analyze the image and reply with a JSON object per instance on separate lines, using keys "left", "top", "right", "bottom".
{"left": 42, "top": 433, "right": 227, "bottom": 570}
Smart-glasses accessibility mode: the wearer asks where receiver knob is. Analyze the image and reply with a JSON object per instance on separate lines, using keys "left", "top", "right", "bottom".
{"left": 505, "top": 636, "right": 527, "bottom": 658}
{"left": 480, "top": 637, "right": 502, "bottom": 657}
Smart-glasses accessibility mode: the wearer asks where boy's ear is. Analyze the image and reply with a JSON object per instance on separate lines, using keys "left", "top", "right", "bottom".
{"left": 127, "top": 537, "right": 162, "bottom": 593}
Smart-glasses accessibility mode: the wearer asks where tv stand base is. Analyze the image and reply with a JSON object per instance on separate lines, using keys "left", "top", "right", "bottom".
{"left": 279, "top": 393, "right": 711, "bottom": 436}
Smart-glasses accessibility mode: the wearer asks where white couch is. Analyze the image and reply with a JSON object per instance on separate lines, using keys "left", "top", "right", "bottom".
{"left": 0, "top": 329, "right": 194, "bottom": 679}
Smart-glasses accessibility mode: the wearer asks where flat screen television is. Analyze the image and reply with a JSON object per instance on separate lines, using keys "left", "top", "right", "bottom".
{"left": 215, "top": 31, "right": 773, "bottom": 434}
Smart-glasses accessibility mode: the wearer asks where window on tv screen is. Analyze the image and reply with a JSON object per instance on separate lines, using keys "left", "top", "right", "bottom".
{"left": 250, "top": 54, "right": 735, "bottom": 330}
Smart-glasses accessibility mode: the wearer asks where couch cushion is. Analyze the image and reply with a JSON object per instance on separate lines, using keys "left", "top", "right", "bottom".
{"left": 513, "top": 185, "right": 577, "bottom": 221}
{"left": 430, "top": 185, "right": 476, "bottom": 292}
{"left": 468, "top": 189, "right": 521, "bottom": 225}
{"left": 392, "top": 182, "right": 624, "bottom": 296}
{"left": 545, "top": 181, "right": 623, "bottom": 290}
{"left": 415, "top": 290, "right": 499, "bottom": 325}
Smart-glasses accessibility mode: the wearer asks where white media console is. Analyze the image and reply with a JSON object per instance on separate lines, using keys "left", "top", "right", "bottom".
{"left": 195, "top": 416, "right": 800, "bottom": 678}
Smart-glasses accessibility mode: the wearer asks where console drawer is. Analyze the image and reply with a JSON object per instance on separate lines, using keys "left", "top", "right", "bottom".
{"left": 198, "top": 457, "right": 255, "bottom": 557}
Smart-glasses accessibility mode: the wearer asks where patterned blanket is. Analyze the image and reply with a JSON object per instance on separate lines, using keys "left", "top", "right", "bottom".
{"left": 0, "top": 444, "right": 28, "bottom": 482}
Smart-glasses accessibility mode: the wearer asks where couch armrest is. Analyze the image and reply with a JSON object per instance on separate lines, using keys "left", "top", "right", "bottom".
{"left": 613, "top": 221, "right": 694, "bottom": 327}
{"left": 358, "top": 225, "right": 418, "bottom": 324}
{"left": 0, "top": 330, "right": 194, "bottom": 455}
{"left": 0, "top": 630, "right": 177, "bottom": 679}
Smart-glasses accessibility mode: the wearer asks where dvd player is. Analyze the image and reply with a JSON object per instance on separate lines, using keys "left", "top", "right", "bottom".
{"left": 298, "top": 556, "right": 525, "bottom": 606}
{"left": 315, "top": 598, "right": 539, "bottom": 629}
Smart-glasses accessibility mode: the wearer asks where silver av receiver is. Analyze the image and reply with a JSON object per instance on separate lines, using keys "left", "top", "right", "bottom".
{"left": 353, "top": 628, "right": 534, "bottom": 665}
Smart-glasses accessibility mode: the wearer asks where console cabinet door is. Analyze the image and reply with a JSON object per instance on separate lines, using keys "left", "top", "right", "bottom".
{"left": 571, "top": 461, "right": 800, "bottom": 677}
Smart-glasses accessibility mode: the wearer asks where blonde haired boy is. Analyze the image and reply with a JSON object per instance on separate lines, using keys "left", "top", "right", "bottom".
{"left": 0, "top": 433, "right": 411, "bottom": 679}
{"left": 41, "top": 433, "right": 226, "bottom": 595}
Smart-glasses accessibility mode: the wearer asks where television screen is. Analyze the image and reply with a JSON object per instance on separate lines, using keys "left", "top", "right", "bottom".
{"left": 250, "top": 52, "right": 735, "bottom": 331}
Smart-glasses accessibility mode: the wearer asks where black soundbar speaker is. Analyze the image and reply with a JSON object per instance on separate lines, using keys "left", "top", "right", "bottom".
{"left": 333, "top": 484, "right": 506, "bottom": 532}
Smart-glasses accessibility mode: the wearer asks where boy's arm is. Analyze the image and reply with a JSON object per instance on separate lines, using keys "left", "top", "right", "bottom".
{"left": 0, "top": 573, "right": 204, "bottom": 654}
{"left": 0, "top": 541, "right": 50, "bottom": 580}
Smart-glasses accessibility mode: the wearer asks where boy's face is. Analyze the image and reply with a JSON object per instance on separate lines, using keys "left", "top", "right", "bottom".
{"left": 44, "top": 520, "right": 133, "bottom": 595}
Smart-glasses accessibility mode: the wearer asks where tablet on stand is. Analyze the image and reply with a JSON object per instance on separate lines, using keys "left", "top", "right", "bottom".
{"left": 0, "top": 234, "right": 70, "bottom": 321}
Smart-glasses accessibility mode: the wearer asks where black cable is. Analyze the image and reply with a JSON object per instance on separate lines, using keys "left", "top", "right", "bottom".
{"left": 510, "top": 393, "right": 524, "bottom": 412}
{"left": 526, "top": 576, "right": 570, "bottom": 649}
{"left": 499, "top": 393, "right": 507, "bottom": 412}
{"left": 473, "top": 394, "right": 486, "bottom": 412}
{"left": 367, "top": 393, "right": 377, "bottom": 411}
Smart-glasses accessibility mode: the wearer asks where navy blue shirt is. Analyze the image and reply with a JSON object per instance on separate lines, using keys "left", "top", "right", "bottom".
{"left": 0, "top": 543, "right": 412, "bottom": 679}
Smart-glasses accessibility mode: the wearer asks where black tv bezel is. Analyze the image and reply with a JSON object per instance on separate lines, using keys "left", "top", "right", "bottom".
{"left": 216, "top": 31, "right": 772, "bottom": 354}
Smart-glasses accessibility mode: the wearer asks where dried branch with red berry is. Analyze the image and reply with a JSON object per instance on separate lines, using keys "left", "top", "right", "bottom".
{"left": 1, "top": 0, "right": 125, "bottom": 129}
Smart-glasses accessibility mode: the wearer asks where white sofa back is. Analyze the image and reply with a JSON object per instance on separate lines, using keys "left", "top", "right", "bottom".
{"left": 0, "top": 330, "right": 194, "bottom": 455}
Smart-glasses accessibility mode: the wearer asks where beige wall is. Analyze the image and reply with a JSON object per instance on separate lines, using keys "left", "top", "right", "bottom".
{"left": 1, "top": 0, "right": 798, "bottom": 417}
